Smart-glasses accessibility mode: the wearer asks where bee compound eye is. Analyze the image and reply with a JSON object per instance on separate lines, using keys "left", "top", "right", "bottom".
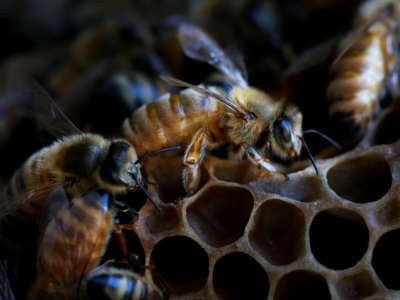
{"left": 275, "top": 119, "right": 292, "bottom": 144}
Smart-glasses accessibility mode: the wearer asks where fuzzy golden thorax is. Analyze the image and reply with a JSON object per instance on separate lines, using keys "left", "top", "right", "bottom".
{"left": 221, "top": 87, "right": 303, "bottom": 161}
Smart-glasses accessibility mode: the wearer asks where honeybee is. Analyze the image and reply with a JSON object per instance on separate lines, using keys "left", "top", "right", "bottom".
{"left": 0, "top": 79, "right": 181, "bottom": 225}
{"left": 29, "top": 189, "right": 114, "bottom": 300}
{"left": 124, "top": 23, "right": 330, "bottom": 194}
{"left": 86, "top": 70, "right": 167, "bottom": 134}
{"left": 80, "top": 259, "right": 164, "bottom": 300}
{"left": 327, "top": 0, "right": 400, "bottom": 140}
{"left": 49, "top": 21, "right": 170, "bottom": 135}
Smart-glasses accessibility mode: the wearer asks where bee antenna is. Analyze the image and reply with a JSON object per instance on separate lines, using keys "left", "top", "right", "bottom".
{"left": 131, "top": 171, "right": 163, "bottom": 213}
{"left": 299, "top": 135, "right": 319, "bottom": 176}
{"left": 135, "top": 145, "right": 182, "bottom": 164}
{"left": 303, "top": 129, "right": 342, "bottom": 150}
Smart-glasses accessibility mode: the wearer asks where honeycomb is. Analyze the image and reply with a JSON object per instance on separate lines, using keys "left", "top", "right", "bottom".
{"left": 1, "top": 1, "right": 400, "bottom": 299}
{"left": 129, "top": 103, "right": 400, "bottom": 300}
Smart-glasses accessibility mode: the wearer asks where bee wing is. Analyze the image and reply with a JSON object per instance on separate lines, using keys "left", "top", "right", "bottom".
{"left": 0, "top": 178, "right": 66, "bottom": 219}
{"left": 332, "top": 4, "right": 395, "bottom": 66}
{"left": 37, "top": 187, "right": 69, "bottom": 238}
{"left": 0, "top": 260, "right": 16, "bottom": 300}
{"left": 35, "top": 191, "right": 112, "bottom": 295}
{"left": 178, "top": 23, "right": 248, "bottom": 87}
{"left": 225, "top": 44, "right": 249, "bottom": 83}
{"left": 5, "top": 76, "right": 82, "bottom": 138}
{"left": 285, "top": 37, "right": 338, "bottom": 76}
{"left": 160, "top": 76, "right": 252, "bottom": 119}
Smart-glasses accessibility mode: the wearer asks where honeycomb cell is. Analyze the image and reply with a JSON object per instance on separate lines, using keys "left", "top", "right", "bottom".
{"left": 150, "top": 236, "right": 209, "bottom": 295}
{"left": 252, "top": 174, "right": 322, "bottom": 202}
{"left": 327, "top": 154, "right": 391, "bottom": 203}
{"left": 211, "top": 160, "right": 257, "bottom": 184}
{"left": 336, "top": 270, "right": 376, "bottom": 299}
{"left": 274, "top": 270, "right": 331, "bottom": 300}
{"left": 249, "top": 199, "right": 305, "bottom": 265}
{"left": 372, "top": 229, "right": 400, "bottom": 289}
{"left": 187, "top": 185, "right": 254, "bottom": 247}
{"left": 213, "top": 252, "right": 269, "bottom": 300}
{"left": 144, "top": 156, "right": 207, "bottom": 204}
{"left": 145, "top": 205, "right": 180, "bottom": 234}
{"left": 374, "top": 195, "right": 400, "bottom": 226}
{"left": 310, "top": 208, "right": 369, "bottom": 270}
{"left": 373, "top": 105, "right": 400, "bottom": 145}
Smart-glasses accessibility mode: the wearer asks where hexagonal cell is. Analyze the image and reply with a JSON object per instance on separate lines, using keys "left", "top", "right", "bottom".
{"left": 372, "top": 229, "right": 400, "bottom": 290}
{"left": 274, "top": 270, "right": 331, "bottom": 300}
{"left": 209, "top": 159, "right": 259, "bottom": 184}
{"left": 186, "top": 185, "right": 254, "bottom": 247}
{"left": 327, "top": 154, "right": 392, "bottom": 203}
{"left": 150, "top": 236, "right": 209, "bottom": 295}
{"left": 374, "top": 195, "right": 400, "bottom": 227}
{"left": 373, "top": 104, "right": 400, "bottom": 145}
{"left": 310, "top": 208, "right": 369, "bottom": 270}
{"left": 144, "top": 205, "right": 181, "bottom": 235}
{"left": 249, "top": 199, "right": 305, "bottom": 265}
{"left": 213, "top": 252, "right": 269, "bottom": 300}
{"left": 251, "top": 174, "right": 322, "bottom": 202}
{"left": 336, "top": 270, "right": 376, "bottom": 300}
{"left": 144, "top": 156, "right": 208, "bottom": 204}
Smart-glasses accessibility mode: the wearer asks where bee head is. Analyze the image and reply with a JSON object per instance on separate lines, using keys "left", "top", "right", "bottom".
{"left": 99, "top": 139, "right": 140, "bottom": 190}
{"left": 269, "top": 106, "right": 303, "bottom": 161}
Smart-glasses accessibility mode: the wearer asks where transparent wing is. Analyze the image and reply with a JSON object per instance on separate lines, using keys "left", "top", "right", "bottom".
{"left": 225, "top": 44, "right": 248, "bottom": 83}
{"left": 285, "top": 37, "right": 338, "bottom": 76}
{"left": 0, "top": 260, "right": 16, "bottom": 300}
{"left": 5, "top": 76, "right": 82, "bottom": 139}
{"left": 0, "top": 178, "right": 65, "bottom": 219}
{"left": 38, "top": 187, "right": 69, "bottom": 237}
{"left": 178, "top": 23, "right": 248, "bottom": 87}
{"left": 161, "top": 76, "right": 253, "bottom": 120}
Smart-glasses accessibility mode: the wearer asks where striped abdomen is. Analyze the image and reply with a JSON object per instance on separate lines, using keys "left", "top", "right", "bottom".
{"left": 327, "top": 19, "right": 396, "bottom": 137}
{"left": 123, "top": 88, "right": 223, "bottom": 156}
{"left": 30, "top": 191, "right": 113, "bottom": 300}
{"left": 85, "top": 268, "right": 149, "bottom": 300}
{"left": 1, "top": 145, "right": 62, "bottom": 222}
{"left": 1, "top": 134, "right": 108, "bottom": 221}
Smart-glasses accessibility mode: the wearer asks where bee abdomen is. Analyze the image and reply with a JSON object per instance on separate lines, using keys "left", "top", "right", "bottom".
{"left": 2, "top": 153, "right": 53, "bottom": 221}
{"left": 327, "top": 29, "right": 386, "bottom": 133}
{"left": 123, "top": 89, "right": 218, "bottom": 155}
{"left": 34, "top": 191, "right": 113, "bottom": 298}
{"left": 85, "top": 274, "right": 149, "bottom": 300}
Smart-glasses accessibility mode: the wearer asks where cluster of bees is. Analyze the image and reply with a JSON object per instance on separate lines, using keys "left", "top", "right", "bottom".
{"left": 0, "top": 0, "right": 400, "bottom": 299}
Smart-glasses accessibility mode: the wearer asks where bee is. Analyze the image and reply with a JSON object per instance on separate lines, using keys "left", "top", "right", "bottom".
{"left": 326, "top": 0, "right": 400, "bottom": 140}
{"left": 49, "top": 21, "right": 171, "bottom": 135}
{"left": 29, "top": 189, "right": 114, "bottom": 300}
{"left": 123, "top": 23, "right": 335, "bottom": 194}
{"left": 80, "top": 259, "right": 164, "bottom": 300}
{"left": 86, "top": 70, "right": 167, "bottom": 134}
{"left": 0, "top": 79, "right": 182, "bottom": 225}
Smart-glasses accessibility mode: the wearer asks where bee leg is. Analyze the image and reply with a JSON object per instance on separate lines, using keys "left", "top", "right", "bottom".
{"left": 112, "top": 223, "right": 146, "bottom": 272}
{"left": 183, "top": 128, "right": 210, "bottom": 195}
{"left": 113, "top": 223, "right": 129, "bottom": 257}
{"left": 240, "top": 143, "right": 288, "bottom": 179}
